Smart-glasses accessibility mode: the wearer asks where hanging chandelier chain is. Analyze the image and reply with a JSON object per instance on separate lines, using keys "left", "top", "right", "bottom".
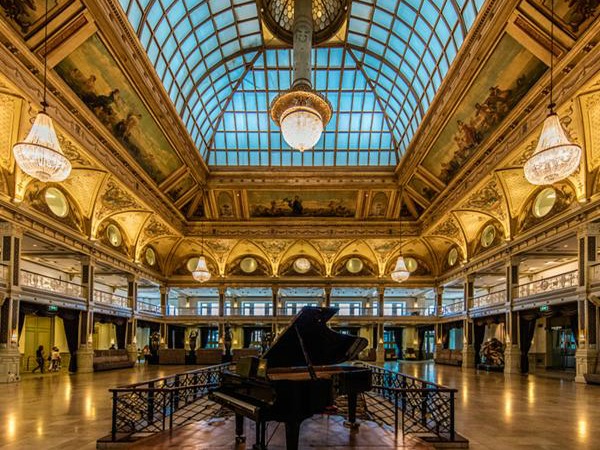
{"left": 549, "top": 0, "right": 555, "bottom": 113}
{"left": 42, "top": 0, "right": 49, "bottom": 111}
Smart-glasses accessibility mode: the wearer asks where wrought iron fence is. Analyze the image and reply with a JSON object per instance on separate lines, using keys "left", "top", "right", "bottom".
{"left": 94, "top": 289, "right": 131, "bottom": 309}
{"left": 442, "top": 300, "right": 464, "bottom": 315}
{"left": 355, "top": 362, "right": 458, "bottom": 443}
{"left": 137, "top": 299, "right": 162, "bottom": 314}
{"left": 107, "top": 363, "right": 230, "bottom": 442}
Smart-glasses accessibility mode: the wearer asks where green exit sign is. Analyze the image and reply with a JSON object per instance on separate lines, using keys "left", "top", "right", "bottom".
{"left": 540, "top": 305, "right": 550, "bottom": 312}
{"left": 48, "top": 305, "right": 59, "bottom": 312}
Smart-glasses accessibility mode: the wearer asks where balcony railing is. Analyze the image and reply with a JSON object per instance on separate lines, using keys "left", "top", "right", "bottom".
{"left": 516, "top": 270, "right": 578, "bottom": 299}
{"left": 94, "top": 290, "right": 131, "bottom": 309}
{"left": 442, "top": 301, "right": 464, "bottom": 315}
{"left": 137, "top": 299, "right": 161, "bottom": 314}
{"left": 472, "top": 290, "right": 506, "bottom": 309}
{"left": 166, "top": 306, "right": 220, "bottom": 316}
{"left": 21, "top": 270, "right": 83, "bottom": 298}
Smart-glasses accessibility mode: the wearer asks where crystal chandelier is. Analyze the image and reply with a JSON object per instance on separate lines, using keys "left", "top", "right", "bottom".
{"left": 271, "top": 0, "right": 332, "bottom": 151}
{"left": 391, "top": 256, "right": 410, "bottom": 283}
{"left": 524, "top": 0, "right": 581, "bottom": 185}
{"left": 12, "top": 0, "right": 71, "bottom": 182}
{"left": 192, "top": 256, "right": 211, "bottom": 283}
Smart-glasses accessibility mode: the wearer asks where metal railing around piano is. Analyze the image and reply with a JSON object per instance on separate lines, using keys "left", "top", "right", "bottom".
{"left": 104, "top": 363, "right": 230, "bottom": 443}
{"left": 355, "top": 362, "right": 459, "bottom": 443}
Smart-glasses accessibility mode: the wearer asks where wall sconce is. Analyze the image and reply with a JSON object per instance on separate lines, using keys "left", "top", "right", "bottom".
{"left": 365, "top": 302, "right": 371, "bottom": 309}
{"left": 233, "top": 339, "right": 239, "bottom": 346}
{"left": 132, "top": 336, "right": 137, "bottom": 345}
{"left": 10, "top": 329, "right": 17, "bottom": 344}
{"left": 87, "top": 334, "right": 93, "bottom": 344}
{"left": 160, "top": 337, "right": 165, "bottom": 344}
{"left": 110, "top": 338, "right": 115, "bottom": 346}
{"left": 378, "top": 338, "right": 384, "bottom": 344}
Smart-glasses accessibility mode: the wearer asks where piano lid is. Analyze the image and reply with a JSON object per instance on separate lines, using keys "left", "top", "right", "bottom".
{"left": 262, "top": 306, "right": 368, "bottom": 369}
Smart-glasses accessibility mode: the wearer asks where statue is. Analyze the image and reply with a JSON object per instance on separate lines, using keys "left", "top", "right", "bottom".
{"left": 224, "top": 326, "right": 233, "bottom": 357}
{"left": 188, "top": 330, "right": 198, "bottom": 352}
{"left": 480, "top": 338, "right": 505, "bottom": 367}
{"left": 260, "top": 331, "right": 273, "bottom": 354}
{"left": 150, "top": 331, "right": 161, "bottom": 357}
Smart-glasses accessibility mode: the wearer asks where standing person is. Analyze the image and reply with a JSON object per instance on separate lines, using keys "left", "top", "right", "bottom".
{"left": 32, "top": 345, "right": 45, "bottom": 373}
{"left": 50, "top": 346, "right": 61, "bottom": 372}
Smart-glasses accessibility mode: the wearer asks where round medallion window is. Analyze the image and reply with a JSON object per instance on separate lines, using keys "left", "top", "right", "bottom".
{"left": 293, "top": 257, "right": 311, "bottom": 274}
{"left": 44, "top": 187, "right": 69, "bottom": 218}
{"left": 145, "top": 247, "right": 156, "bottom": 266}
{"left": 240, "top": 257, "right": 258, "bottom": 273}
{"left": 533, "top": 187, "right": 557, "bottom": 218}
{"left": 106, "top": 224, "right": 122, "bottom": 247}
{"left": 480, "top": 224, "right": 496, "bottom": 248}
{"left": 346, "top": 257, "right": 364, "bottom": 274}
{"left": 448, "top": 248, "right": 458, "bottom": 267}
{"left": 187, "top": 257, "right": 199, "bottom": 272}
{"left": 405, "top": 257, "right": 418, "bottom": 273}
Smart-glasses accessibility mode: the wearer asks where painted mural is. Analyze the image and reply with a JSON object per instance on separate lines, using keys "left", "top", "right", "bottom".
{"left": 248, "top": 191, "right": 356, "bottom": 218}
{"left": 55, "top": 34, "right": 183, "bottom": 184}
{"left": 166, "top": 173, "right": 195, "bottom": 202}
{"left": 534, "top": 0, "right": 600, "bottom": 33}
{"left": 422, "top": 34, "right": 546, "bottom": 184}
{"left": 0, "top": 0, "right": 64, "bottom": 34}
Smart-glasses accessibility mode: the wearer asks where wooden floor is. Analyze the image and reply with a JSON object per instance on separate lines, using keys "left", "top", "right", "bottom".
{"left": 0, "top": 362, "right": 598, "bottom": 449}
{"left": 132, "top": 415, "right": 429, "bottom": 449}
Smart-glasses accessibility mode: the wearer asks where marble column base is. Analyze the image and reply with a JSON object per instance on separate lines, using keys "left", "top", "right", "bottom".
{"left": 0, "top": 347, "right": 20, "bottom": 383}
{"left": 575, "top": 347, "right": 598, "bottom": 384}
{"left": 462, "top": 345, "right": 475, "bottom": 368}
{"left": 504, "top": 345, "right": 521, "bottom": 374}
{"left": 376, "top": 346, "right": 385, "bottom": 364}
{"left": 127, "top": 344, "right": 138, "bottom": 363}
{"left": 77, "top": 347, "right": 94, "bottom": 373}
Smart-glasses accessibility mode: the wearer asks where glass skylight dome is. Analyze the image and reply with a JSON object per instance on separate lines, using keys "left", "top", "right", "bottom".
{"left": 118, "top": 0, "right": 485, "bottom": 167}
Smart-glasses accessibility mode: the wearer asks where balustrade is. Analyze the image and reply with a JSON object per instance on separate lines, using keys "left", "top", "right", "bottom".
{"left": 94, "top": 289, "right": 131, "bottom": 309}
{"left": 472, "top": 290, "right": 506, "bottom": 309}
{"left": 442, "top": 301, "right": 464, "bottom": 315}
{"left": 517, "top": 270, "right": 578, "bottom": 298}
{"left": 589, "top": 263, "right": 600, "bottom": 284}
{"left": 0, "top": 264, "right": 7, "bottom": 283}
{"left": 138, "top": 299, "right": 161, "bottom": 314}
{"left": 21, "top": 269, "right": 83, "bottom": 298}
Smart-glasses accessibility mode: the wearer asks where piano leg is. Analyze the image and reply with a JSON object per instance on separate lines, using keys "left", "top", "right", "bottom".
{"left": 284, "top": 421, "right": 300, "bottom": 450}
{"left": 252, "top": 421, "right": 267, "bottom": 450}
{"left": 235, "top": 414, "right": 245, "bottom": 443}
{"left": 344, "top": 392, "right": 360, "bottom": 430}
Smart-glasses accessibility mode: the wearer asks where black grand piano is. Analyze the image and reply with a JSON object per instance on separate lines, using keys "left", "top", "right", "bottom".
{"left": 210, "top": 306, "right": 372, "bottom": 450}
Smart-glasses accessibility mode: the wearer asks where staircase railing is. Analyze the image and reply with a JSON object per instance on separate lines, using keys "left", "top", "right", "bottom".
{"left": 355, "top": 362, "right": 460, "bottom": 443}
{"left": 104, "top": 363, "right": 230, "bottom": 443}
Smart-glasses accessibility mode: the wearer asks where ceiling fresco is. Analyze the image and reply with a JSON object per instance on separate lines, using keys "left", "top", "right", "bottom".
{"left": 421, "top": 33, "right": 546, "bottom": 183}
{"left": 55, "top": 33, "right": 184, "bottom": 184}
{"left": 247, "top": 190, "right": 357, "bottom": 218}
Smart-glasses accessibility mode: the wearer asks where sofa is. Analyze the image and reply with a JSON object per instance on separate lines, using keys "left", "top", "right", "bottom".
{"left": 434, "top": 349, "right": 463, "bottom": 366}
{"left": 93, "top": 349, "right": 135, "bottom": 371}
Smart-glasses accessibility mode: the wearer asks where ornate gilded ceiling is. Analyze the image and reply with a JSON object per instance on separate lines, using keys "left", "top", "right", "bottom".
{"left": 0, "top": 0, "right": 599, "bottom": 288}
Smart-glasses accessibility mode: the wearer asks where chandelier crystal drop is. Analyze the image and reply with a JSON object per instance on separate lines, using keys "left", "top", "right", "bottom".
{"left": 12, "top": 0, "right": 71, "bottom": 183}
{"left": 524, "top": 0, "right": 581, "bottom": 185}
{"left": 13, "top": 112, "right": 72, "bottom": 182}
{"left": 391, "top": 256, "right": 410, "bottom": 283}
{"left": 524, "top": 113, "right": 581, "bottom": 185}
{"left": 270, "top": 0, "right": 332, "bottom": 151}
{"left": 280, "top": 107, "right": 324, "bottom": 151}
{"left": 192, "top": 256, "right": 211, "bottom": 283}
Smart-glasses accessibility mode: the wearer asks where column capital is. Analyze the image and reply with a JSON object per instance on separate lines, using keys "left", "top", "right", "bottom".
{"left": 0, "top": 223, "right": 23, "bottom": 238}
{"left": 126, "top": 273, "right": 139, "bottom": 283}
{"left": 505, "top": 255, "right": 521, "bottom": 267}
{"left": 434, "top": 285, "right": 444, "bottom": 296}
{"left": 218, "top": 285, "right": 226, "bottom": 296}
{"left": 81, "top": 255, "right": 95, "bottom": 267}
{"left": 577, "top": 222, "right": 600, "bottom": 238}
{"left": 159, "top": 285, "right": 169, "bottom": 296}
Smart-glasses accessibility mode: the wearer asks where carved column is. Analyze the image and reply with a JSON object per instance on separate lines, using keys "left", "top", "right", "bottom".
{"left": 126, "top": 275, "right": 138, "bottom": 362}
{"left": 77, "top": 256, "right": 95, "bottom": 373}
{"left": 160, "top": 286, "right": 169, "bottom": 349}
{"left": 376, "top": 286, "right": 385, "bottom": 363}
{"left": 324, "top": 286, "right": 331, "bottom": 308}
{"left": 0, "top": 223, "right": 22, "bottom": 382}
{"left": 218, "top": 285, "right": 226, "bottom": 317}
{"left": 272, "top": 286, "right": 279, "bottom": 317}
{"left": 434, "top": 286, "right": 444, "bottom": 359}
{"left": 575, "top": 224, "right": 600, "bottom": 383}
{"left": 462, "top": 276, "right": 475, "bottom": 368}
{"left": 504, "top": 257, "right": 521, "bottom": 374}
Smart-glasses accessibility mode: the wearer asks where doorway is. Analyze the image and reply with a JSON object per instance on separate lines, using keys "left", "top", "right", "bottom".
{"left": 549, "top": 326, "right": 576, "bottom": 370}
